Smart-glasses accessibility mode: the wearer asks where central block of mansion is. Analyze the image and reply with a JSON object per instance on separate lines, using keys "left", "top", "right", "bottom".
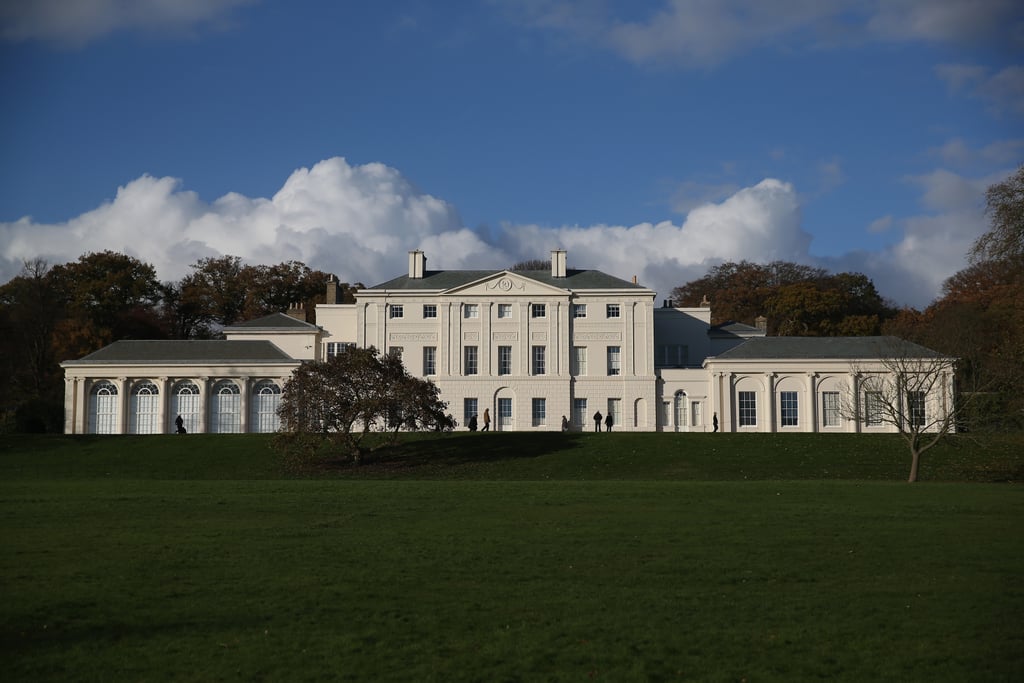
{"left": 61, "top": 249, "right": 952, "bottom": 435}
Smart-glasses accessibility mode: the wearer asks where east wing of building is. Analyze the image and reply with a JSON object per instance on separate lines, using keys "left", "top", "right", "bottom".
{"left": 61, "top": 249, "right": 955, "bottom": 435}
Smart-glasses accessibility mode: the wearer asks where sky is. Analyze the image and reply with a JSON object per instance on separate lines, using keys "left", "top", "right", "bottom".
{"left": 1, "top": 0, "right": 1022, "bottom": 309}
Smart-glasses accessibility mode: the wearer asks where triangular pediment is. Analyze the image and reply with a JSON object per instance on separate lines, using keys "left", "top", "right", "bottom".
{"left": 443, "top": 271, "right": 569, "bottom": 297}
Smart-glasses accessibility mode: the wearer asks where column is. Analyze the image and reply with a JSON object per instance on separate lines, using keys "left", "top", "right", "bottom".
{"left": 199, "top": 377, "right": 210, "bottom": 434}
{"left": 807, "top": 373, "right": 818, "bottom": 433}
{"left": 765, "top": 372, "right": 776, "bottom": 433}
{"left": 117, "top": 377, "right": 129, "bottom": 434}
{"left": 239, "top": 376, "right": 251, "bottom": 433}
{"left": 158, "top": 377, "right": 170, "bottom": 434}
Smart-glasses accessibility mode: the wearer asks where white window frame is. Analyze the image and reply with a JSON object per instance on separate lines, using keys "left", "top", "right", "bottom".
{"left": 423, "top": 346, "right": 436, "bottom": 376}
{"left": 532, "top": 345, "right": 546, "bottom": 375}
{"left": 738, "top": 391, "right": 757, "bottom": 427}
{"left": 532, "top": 398, "right": 546, "bottom": 427}
{"left": 864, "top": 391, "right": 883, "bottom": 426}
{"left": 822, "top": 391, "right": 840, "bottom": 428}
{"left": 422, "top": 304, "right": 437, "bottom": 319}
{"left": 572, "top": 304, "right": 587, "bottom": 318}
{"left": 497, "top": 303, "right": 512, "bottom": 319}
{"left": 606, "top": 304, "right": 620, "bottom": 318}
{"left": 464, "top": 303, "right": 479, "bottom": 319}
{"left": 463, "top": 398, "right": 478, "bottom": 425}
{"left": 498, "top": 345, "right": 512, "bottom": 376}
{"left": 389, "top": 304, "right": 404, "bottom": 319}
{"left": 607, "top": 346, "right": 621, "bottom": 376}
{"left": 572, "top": 398, "right": 587, "bottom": 428}
{"left": 464, "top": 346, "right": 478, "bottom": 375}
{"left": 780, "top": 391, "right": 799, "bottom": 427}
{"left": 907, "top": 390, "right": 926, "bottom": 428}
{"left": 571, "top": 346, "right": 587, "bottom": 376}
{"left": 531, "top": 303, "right": 546, "bottom": 318}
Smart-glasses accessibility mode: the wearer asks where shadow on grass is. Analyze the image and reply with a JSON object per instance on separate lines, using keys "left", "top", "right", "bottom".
{"left": 320, "top": 431, "right": 588, "bottom": 475}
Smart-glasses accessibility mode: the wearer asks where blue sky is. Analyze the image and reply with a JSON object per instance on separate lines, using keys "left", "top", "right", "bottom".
{"left": 1, "top": 1, "right": 1021, "bottom": 308}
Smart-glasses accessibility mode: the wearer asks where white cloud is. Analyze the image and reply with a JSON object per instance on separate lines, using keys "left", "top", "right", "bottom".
{"left": 500, "top": 0, "right": 1024, "bottom": 67}
{"left": 0, "top": 157, "right": 997, "bottom": 309}
{"left": 932, "top": 137, "right": 1024, "bottom": 167}
{"left": 0, "top": 0, "right": 254, "bottom": 46}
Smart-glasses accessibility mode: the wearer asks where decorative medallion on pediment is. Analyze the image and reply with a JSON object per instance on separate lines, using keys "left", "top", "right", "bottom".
{"left": 487, "top": 277, "right": 524, "bottom": 292}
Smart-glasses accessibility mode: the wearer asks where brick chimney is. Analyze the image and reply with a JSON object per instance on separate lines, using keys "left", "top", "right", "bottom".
{"left": 287, "top": 302, "right": 307, "bottom": 322}
{"left": 325, "top": 274, "right": 342, "bottom": 304}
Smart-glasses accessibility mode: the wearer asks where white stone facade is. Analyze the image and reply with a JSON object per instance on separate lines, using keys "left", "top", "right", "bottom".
{"left": 60, "top": 249, "right": 955, "bottom": 435}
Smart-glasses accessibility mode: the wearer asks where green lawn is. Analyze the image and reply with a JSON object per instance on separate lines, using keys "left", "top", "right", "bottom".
{"left": 1, "top": 433, "right": 1022, "bottom": 681}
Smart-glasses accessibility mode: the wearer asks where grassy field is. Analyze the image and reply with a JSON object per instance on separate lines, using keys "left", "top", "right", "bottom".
{"left": 1, "top": 433, "right": 1022, "bottom": 681}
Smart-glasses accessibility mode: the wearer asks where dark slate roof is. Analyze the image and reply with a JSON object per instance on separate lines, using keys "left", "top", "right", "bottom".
{"left": 64, "top": 340, "right": 296, "bottom": 364}
{"left": 369, "top": 269, "right": 650, "bottom": 292}
{"left": 711, "top": 336, "right": 947, "bottom": 360}
{"left": 710, "top": 321, "right": 763, "bottom": 335}
{"left": 226, "top": 312, "right": 318, "bottom": 330}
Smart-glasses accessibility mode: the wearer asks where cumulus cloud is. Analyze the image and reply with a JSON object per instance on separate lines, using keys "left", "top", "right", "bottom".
{"left": 0, "top": 0, "right": 254, "bottom": 46}
{"left": 500, "top": 0, "right": 1024, "bottom": 67}
{"left": 0, "top": 157, "right": 995, "bottom": 308}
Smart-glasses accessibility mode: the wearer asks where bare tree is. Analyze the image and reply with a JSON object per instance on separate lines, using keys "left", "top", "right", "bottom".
{"left": 841, "top": 339, "right": 957, "bottom": 483}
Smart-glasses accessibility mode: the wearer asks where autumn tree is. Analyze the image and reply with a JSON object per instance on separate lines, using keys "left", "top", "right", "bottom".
{"left": 671, "top": 260, "right": 893, "bottom": 334}
{"left": 178, "top": 256, "right": 333, "bottom": 334}
{"left": 510, "top": 259, "right": 551, "bottom": 271}
{"left": 276, "top": 347, "right": 453, "bottom": 465}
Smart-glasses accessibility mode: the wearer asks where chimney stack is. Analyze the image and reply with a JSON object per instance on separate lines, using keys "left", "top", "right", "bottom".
{"left": 551, "top": 249, "right": 567, "bottom": 278}
{"left": 409, "top": 250, "right": 426, "bottom": 279}
{"left": 755, "top": 315, "right": 768, "bottom": 333}
{"left": 325, "top": 274, "right": 341, "bottom": 304}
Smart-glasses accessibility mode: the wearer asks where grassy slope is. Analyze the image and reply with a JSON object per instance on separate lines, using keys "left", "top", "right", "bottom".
{"left": 1, "top": 433, "right": 1022, "bottom": 681}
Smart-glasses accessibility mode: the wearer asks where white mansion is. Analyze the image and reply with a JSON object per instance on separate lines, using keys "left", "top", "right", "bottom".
{"left": 61, "top": 250, "right": 954, "bottom": 435}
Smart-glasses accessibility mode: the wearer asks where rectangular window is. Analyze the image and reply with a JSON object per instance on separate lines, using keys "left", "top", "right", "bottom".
{"left": 780, "top": 391, "right": 798, "bottom": 427}
{"left": 388, "top": 346, "right": 403, "bottom": 360}
{"left": 531, "top": 303, "right": 546, "bottom": 318}
{"left": 422, "top": 304, "right": 437, "bottom": 319}
{"left": 497, "top": 303, "right": 512, "bottom": 319}
{"left": 907, "top": 391, "right": 926, "bottom": 428}
{"left": 389, "top": 304, "right": 403, "bottom": 319}
{"left": 532, "top": 345, "right": 546, "bottom": 375}
{"left": 571, "top": 346, "right": 587, "bottom": 376}
{"left": 463, "top": 398, "right": 478, "bottom": 426}
{"left": 572, "top": 304, "right": 587, "bottom": 318}
{"left": 572, "top": 398, "right": 587, "bottom": 428}
{"left": 607, "top": 346, "right": 621, "bottom": 376}
{"left": 326, "top": 342, "right": 354, "bottom": 359}
{"left": 464, "top": 346, "right": 478, "bottom": 375}
{"left": 865, "top": 391, "right": 883, "bottom": 426}
{"left": 423, "top": 346, "right": 436, "bottom": 375}
{"left": 822, "top": 392, "right": 840, "bottom": 427}
{"left": 498, "top": 345, "right": 512, "bottom": 376}
{"left": 464, "top": 304, "right": 479, "bottom": 319}
{"left": 606, "top": 304, "right": 620, "bottom": 318}
{"left": 607, "top": 398, "right": 621, "bottom": 429}
{"left": 532, "top": 398, "right": 546, "bottom": 426}
{"left": 739, "top": 391, "right": 757, "bottom": 426}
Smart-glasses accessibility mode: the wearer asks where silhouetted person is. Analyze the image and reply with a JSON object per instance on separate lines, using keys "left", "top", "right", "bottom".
{"left": 713, "top": 413, "right": 719, "bottom": 433}
{"left": 482, "top": 408, "right": 490, "bottom": 431}
{"left": 605, "top": 413, "right": 614, "bottom": 432}
{"left": 175, "top": 414, "right": 186, "bottom": 434}
{"left": 468, "top": 414, "right": 478, "bottom": 431}
{"left": 593, "top": 411, "right": 602, "bottom": 432}
{"left": 561, "top": 415, "right": 569, "bottom": 432}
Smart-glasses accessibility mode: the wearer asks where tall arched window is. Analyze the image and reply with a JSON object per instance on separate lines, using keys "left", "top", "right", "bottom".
{"left": 250, "top": 380, "right": 282, "bottom": 433}
{"left": 89, "top": 381, "right": 119, "bottom": 434}
{"left": 210, "top": 380, "right": 241, "bottom": 433}
{"left": 129, "top": 381, "right": 160, "bottom": 434}
{"left": 171, "top": 381, "right": 200, "bottom": 434}
{"left": 674, "top": 391, "right": 687, "bottom": 431}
